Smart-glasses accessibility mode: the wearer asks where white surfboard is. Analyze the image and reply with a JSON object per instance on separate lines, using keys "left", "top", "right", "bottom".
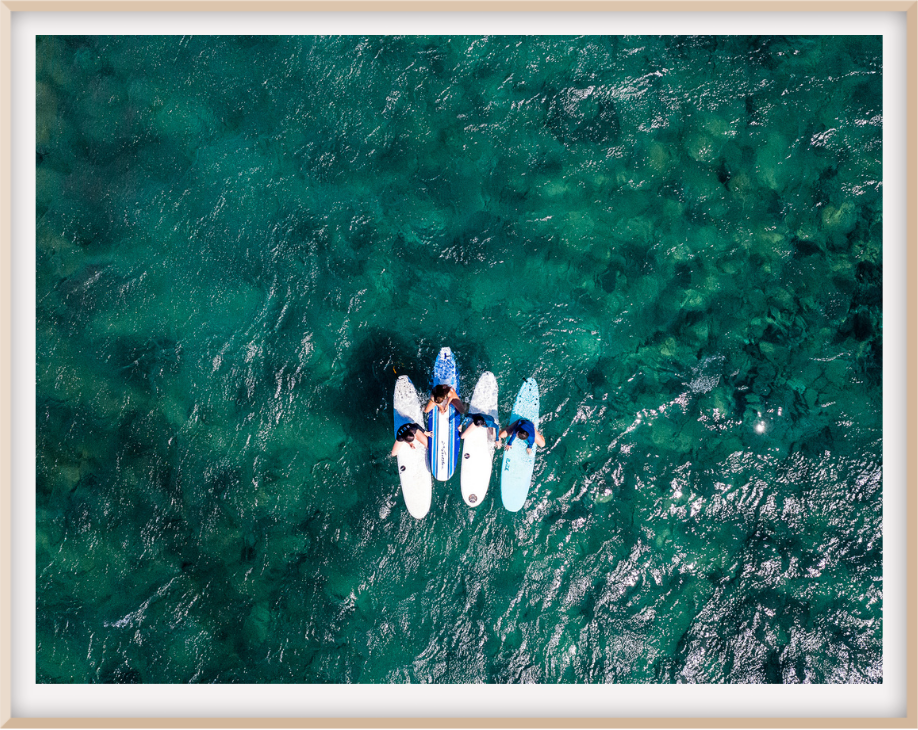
{"left": 459, "top": 372, "right": 500, "bottom": 507}
{"left": 460, "top": 372, "right": 498, "bottom": 507}
{"left": 393, "top": 376, "right": 432, "bottom": 519}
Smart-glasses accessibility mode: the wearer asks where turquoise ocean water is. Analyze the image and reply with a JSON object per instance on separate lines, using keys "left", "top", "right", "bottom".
{"left": 36, "top": 35, "right": 882, "bottom": 683}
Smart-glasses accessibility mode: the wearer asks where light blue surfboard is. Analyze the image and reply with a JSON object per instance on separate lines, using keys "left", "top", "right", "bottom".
{"left": 500, "top": 378, "right": 540, "bottom": 512}
{"left": 427, "top": 347, "right": 461, "bottom": 481}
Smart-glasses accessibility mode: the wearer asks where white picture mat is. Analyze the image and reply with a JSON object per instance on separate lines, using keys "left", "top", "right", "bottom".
{"left": 11, "top": 8, "right": 907, "bottom": 720}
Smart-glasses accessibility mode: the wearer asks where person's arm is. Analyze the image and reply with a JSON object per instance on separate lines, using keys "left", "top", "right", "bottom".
{"left": 460, "top": 422, "right": 476, "bottom": 439}
{"left": 390, "top": 440, "right": 402, "bottom": 457}
{"left": 448, "top": 389, "right": 466, "bottom": 414}
{"left": 535, "top": 430, "right": 546, "bottom": 448}
{"left": 423, "top": 398, "right": 435, "bottom": 414}
{"left": 502, "top": 421, "right": 519, "bottom": 449}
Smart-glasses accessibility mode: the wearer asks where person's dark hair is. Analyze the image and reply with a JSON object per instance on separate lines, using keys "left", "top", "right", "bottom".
{"left": 432, "top": 384, "right": 451, "bottom": 403}
{"left": 472, "top": 414, "right": 486, "bottom": 427}
{"left": 517, "top": 428, "right": 529, "bottom": 441}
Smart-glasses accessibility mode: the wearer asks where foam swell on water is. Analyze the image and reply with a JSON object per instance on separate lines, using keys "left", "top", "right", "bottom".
{"left": 36, "top": 35, "right": 881, "bottom": 683}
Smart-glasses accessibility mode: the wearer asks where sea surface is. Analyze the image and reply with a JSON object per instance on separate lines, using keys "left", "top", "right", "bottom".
{"left": 36, "top": 35, "right": 883, "bottom": 684}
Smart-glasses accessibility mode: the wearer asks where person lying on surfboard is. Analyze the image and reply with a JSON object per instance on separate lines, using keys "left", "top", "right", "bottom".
{"left": 499, "top": 419, "right": 546, "bottom": 455}
{"left": 424, "top": 384, "right": 466, "bottom": 416}
{"left": 390, "top": 422, "right": 432, "bottom": 457}
{"left": 460, "top": 412, "right": 498, "bottom": 441}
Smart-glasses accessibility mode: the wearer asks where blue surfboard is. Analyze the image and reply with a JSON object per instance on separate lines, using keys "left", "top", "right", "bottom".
{"left": 427, "top": 347, "right": 461, "bottom": 481}
{"left": 500, "top": 378, "right": 540, "bottom": 512}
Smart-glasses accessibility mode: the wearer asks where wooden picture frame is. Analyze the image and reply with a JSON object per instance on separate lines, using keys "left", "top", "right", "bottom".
{"left": 2, "top": 4, "right": 913, "bottom": 727}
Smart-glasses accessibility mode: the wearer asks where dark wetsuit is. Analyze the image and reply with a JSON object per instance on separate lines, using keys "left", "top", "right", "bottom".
{"left": 468, "top": 412, "right": 498, "bottom": 430}
{"left": 505, "top": 419, "right": 536, "bottom": 449}
{"left": 396, "top": 423, "right": 422, "bottom": 441}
